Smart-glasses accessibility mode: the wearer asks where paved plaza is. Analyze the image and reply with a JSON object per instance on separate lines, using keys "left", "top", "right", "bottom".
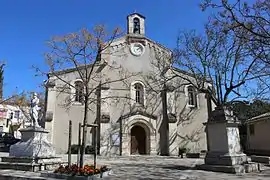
{"left": 1, "top": 153, "right": 270, "bottom": 179}
{"left": 63, "top": 155, "right": 270, "bottom": 180}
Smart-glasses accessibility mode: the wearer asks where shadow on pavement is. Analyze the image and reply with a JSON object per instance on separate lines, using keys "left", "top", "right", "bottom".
{"left": 160, "top": 165, "right": 195, "bottom": 170}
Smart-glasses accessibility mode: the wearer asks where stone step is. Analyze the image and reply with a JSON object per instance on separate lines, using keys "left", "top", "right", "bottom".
{"left": 196, "top": 162, "right": 259, "bottom": 174}
{"left": 1, "top": 156, "right": 62, "bottom": 164}
{"left": 251, "top": 155, "right": 270, "bottom": 164}
{"left": 0, "top": 161, "right": 64, "bottom": 172}
{"left": 196, "top": 164, "right": 245, "bottom": 174}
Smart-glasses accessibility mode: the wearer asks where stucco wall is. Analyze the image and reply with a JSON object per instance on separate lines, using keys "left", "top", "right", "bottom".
{"left": 247, "top": 119, "right": 270, "bottom": 152}
{"left": 45, "top": 35, "right": 209, "bottom": 155}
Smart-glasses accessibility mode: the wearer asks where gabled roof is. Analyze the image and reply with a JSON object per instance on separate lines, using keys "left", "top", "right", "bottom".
{"left": 47, "top": 64, "right": 94, "bottom": 77}
{"left": 46, "top": 33, "right": 173, "bottom": 78}
{"left": 47, "top": 61, "right": 108, "bottom": 78}
{"left": 246, "top": 112, "right": 270, "bottom": 124}
{"left": 117, "top": 110, "right": 157, "bottom": 121}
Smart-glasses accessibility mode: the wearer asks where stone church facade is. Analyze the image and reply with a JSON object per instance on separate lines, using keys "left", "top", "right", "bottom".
{"left": 44, "top": 13, "right": 211, "bottom": 156}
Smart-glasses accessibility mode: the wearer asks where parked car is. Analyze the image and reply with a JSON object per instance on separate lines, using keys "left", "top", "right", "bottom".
{"left": 0, "top": 133, "right": 20, "bottom": 148}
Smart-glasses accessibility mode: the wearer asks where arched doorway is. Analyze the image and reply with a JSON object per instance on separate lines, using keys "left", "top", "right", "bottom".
{"left": 130, "top": 125, "right": 147, "bottom": 155}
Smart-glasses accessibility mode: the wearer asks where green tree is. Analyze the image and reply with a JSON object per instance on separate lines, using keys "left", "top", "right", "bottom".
{"left": 232, "top": 99, "right": 270, "bottom": 123}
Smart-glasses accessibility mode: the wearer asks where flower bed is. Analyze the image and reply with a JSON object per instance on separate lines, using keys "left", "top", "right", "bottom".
{"left": 42, "top": 164, "right": 112, "bottom": 179}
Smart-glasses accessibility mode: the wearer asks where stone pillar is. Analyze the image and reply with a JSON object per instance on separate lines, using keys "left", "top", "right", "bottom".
{"left": 150, "top": 134, "right": 156, "bottom": 155}
{"left": 204, "top": 106, "right": 247, "bottom": 166}
{"left": 121, "top": 133, "right": 130, "bottom": 156}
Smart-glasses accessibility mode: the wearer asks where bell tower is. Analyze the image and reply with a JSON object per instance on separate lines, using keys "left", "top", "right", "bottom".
{"left": 127, "top": 13, "right": 145, "bottom": 36}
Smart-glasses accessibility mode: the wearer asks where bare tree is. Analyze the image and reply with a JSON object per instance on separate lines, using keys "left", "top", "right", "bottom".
{"left": 173, "top": 22, "right": 269, "bottom": 107}
{"left": 201, "top": 0, "right": 269, "bottom": 61}
{"left": 200, "top": 0, "right": 270, "bottom": 99}
{"left": 38, "top": 25, "right": 138, "bottom": 167}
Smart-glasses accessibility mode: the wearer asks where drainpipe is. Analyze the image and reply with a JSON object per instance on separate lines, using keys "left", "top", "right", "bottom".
{"left": 119, "top": 117, "right": 123, "bottom": 156}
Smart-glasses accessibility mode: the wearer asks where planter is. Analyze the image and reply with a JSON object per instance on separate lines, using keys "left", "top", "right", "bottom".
{"left": 41, "top": 172, "right": 97, "bottom": 180}
{"left": 41, "top": 170, "right": 112, "bottom": 180}
{"left": 186, "top": 153, "right": 200, "bottom": 158}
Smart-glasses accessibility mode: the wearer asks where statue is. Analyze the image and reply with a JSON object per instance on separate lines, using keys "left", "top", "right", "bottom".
{"left": 30, "top": 92, "right": 41, "bottom": 128}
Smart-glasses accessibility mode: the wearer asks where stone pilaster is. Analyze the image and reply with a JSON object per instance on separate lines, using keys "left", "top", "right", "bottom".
{"left": 150, "top": 134, "right": 157, "bottom": 155}
{"left": 121, "top": 133, "right": 130, "bottom": 156}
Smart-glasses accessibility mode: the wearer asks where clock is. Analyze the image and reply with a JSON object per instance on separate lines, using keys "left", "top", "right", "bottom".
{"left": 130, "top": 43, "right": 145, "bottom": 56}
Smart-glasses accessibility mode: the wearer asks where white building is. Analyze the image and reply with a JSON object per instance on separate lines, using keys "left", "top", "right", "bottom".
{"left": 0, "top": 104, "right": 30, "bottom": 139}
{"left": 45, "top": 13, "right": 213, "bottom": 155}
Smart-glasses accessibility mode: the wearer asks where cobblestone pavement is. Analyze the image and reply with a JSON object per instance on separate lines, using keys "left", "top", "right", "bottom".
{"left": 60, "top": 155, "right": 270, "bottom": 180}
{"left": 0, "top": 153, "right": 270, "bottom": 180}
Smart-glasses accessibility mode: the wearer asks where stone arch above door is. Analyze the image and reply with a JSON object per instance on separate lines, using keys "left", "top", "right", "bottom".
{"left": 122, "top": 116, "right": 157, "bottom": 155}
{"left": 123, "top": 116, "right": 155, "bottom": 135}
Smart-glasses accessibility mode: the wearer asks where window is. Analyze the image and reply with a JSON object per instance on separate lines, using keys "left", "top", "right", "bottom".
{"left": 14, "top": 111, "right": 20, "bottom": 119}
{"left": 249, "top": 124, "right": 255, "bottom": 135}
{"left": 75, "top": 81, "right": 84, "bottom": 103}
{"left": 111, "top": 132, "right": 120, "bottom": 146}
{"left": 187, "top": 86, "right": 197, "bottom": 107}
{"left": 133, "top": 18, "right": 140, "bottom": 34}
{"left": 9, "top": 112, "right": 13, "bottom": 119}
{"left": 134, "top": 83, "right": 144, "bottom": 105}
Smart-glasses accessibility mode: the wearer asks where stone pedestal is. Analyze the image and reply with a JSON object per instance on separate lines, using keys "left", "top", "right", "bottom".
{"left": 9, "top": 127, "right": 55, "bottom": 157}
{"left": 196, "top": 106, "right": 258, "bottom": 174}
{"left": 0, "top": 126, "right": 65, "bottom": 171}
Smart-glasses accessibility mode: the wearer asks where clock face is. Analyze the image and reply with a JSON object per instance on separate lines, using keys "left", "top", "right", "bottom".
{"left": 130, "top": 43, "right": 145, "bottom": 56}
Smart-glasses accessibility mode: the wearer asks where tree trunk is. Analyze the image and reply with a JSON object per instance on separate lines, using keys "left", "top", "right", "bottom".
{"left": 79, "top": 96, "right": 89, "bottom": 168}
{"left": 160, "top": 85, "right": 169, "bottom": 156}
{"left": 96, "top": 83, "right": 101, "bottom": 155}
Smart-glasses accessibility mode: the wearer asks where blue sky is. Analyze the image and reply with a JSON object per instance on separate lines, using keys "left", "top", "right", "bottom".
{"left": 0, "top": 0, "right": 210, "bottom": 98}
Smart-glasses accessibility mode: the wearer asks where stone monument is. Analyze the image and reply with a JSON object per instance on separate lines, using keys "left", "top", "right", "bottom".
{"left": 0, "top": 93, "right": 64, "bottom": 171}
{"left": 196, "top": 106, "right": 259, "bottom": 174}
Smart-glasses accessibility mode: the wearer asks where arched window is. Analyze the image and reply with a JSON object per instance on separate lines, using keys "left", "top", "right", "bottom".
{"left": 133, "top": 18, "right": 140, "bottom": 34}
{"left": 134, "top": 83, "right": 144, "bottom": 105}
{"left": 75, "top": 81, "right": 84, "bottom": 103}
{"left": 187, "top": 86, "right": 197, "bottom": 107}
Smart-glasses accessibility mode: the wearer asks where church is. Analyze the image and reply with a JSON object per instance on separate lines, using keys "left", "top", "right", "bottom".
{"left": 44, "top": 13, "right": 211, "bottom": 156}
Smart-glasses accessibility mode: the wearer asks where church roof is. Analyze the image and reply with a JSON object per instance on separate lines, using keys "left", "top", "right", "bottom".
{"left": 118, "top": 110, "right": 157, "bottom": 121}
{"left": 47, "top": 64, "right": 92, "bottom": 77}
{"left": 47, "top": 61, "right": 108, "bottom": 77}
{"left": 127, "top": 12, "right": 146, "bottom": 19}
{"left": 246, "top": 112, "right": 270, "bottom": 124}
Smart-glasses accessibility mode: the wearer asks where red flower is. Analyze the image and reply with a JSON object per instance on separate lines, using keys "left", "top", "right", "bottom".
{"left": 54, "top": 163, "right": 108, "bottom": 176}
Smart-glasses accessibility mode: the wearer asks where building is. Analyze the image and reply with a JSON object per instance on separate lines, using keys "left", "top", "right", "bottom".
{"left": 246, "top": 112, "right": 270, "bottom": 156}
{"left": 44, "top": 13, "right": 212, "bottom": 155}
{"left": 0, "top": 104, "right": 30, "bottom": 139}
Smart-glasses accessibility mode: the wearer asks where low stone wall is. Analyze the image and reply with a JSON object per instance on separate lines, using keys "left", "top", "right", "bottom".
{"left": 246, "top": 149, "right": 270, "bottom": 156}
{"left": 251, "top": 155, "right": 270, "bottom": 164}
